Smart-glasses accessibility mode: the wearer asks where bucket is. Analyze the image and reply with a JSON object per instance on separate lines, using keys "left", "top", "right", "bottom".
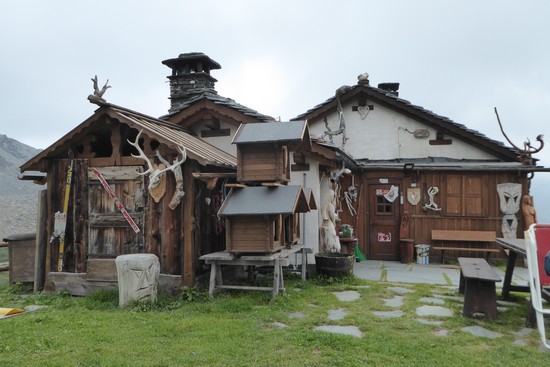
{"left": 415, "top": 244, "right": 430, "bottom": 265}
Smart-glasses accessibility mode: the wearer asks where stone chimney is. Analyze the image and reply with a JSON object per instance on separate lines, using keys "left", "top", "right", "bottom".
{"left": 377, "top": 82, "right": 400, "bottom": 97}
{"left": 162, "top": 52, "right": 221, "bottom": 113}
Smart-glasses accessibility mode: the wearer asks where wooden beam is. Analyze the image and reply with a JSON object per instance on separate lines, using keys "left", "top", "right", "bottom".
{"left": 34, "top": 190, "right": 48, "bottom": 292}
{"left": 182, "top": 162, "right": 195, "bottom": 286}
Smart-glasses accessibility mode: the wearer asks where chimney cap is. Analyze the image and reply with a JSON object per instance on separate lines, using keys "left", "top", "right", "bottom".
{"left": 162, "top": 52, "right": 221, "bottom": 70}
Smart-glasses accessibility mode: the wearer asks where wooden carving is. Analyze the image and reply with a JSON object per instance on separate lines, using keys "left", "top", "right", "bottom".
{"left": 88, "top": 75, "right": 111, "bottom": 105}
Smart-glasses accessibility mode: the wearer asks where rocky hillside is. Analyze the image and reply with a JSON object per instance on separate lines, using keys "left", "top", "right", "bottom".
{"left": 0, "top": 134, "right": 43, "bottom": 240}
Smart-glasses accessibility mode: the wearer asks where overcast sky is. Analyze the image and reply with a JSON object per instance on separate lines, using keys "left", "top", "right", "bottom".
{"left": 2, "top": 0, "right": 549, "bottom": 219}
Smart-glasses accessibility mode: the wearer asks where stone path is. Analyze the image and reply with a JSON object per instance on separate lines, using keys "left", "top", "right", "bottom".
{"left": 274, "top": 284, "right": 533, "bottom": 346}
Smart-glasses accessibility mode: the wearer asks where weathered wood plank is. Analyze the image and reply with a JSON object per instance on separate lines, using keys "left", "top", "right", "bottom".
{"left": 86, "top": 258, "right": 117, "bottom": 282}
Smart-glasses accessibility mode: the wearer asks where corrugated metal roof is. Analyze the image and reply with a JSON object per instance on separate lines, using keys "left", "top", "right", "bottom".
{"left": 355, "top": 157, "right": 548, "bottom": 171}
{"left": 108, "top": 105, "right": 236, "bottom": 167}
{"left": 20, "top": 104, "right": 237, "bottom": 172}
{"left": 232, "top": 120, "right": 308, "bottom": 144}
{"left": 218, "top": 186, "right": 310, "bottom": 216}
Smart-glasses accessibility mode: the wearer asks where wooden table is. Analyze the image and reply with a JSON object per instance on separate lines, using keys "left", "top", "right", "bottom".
{"left": 496, "top": 237, "right": 550, "bottom": 327}
{"left": 199, "top": 245, "right": 309, "bottom": 298}
{"left": 496, "top": 237, "right": 529, "bottom": 300}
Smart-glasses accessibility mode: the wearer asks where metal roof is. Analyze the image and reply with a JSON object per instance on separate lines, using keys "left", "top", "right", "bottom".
{"left": 232, "top": 120, "right": 309, "bottom": 144}
{"left": 20, "top": 104, "right": 237, "bottom": 172}
{"left": 218, "top": 186, "right": 310, "bottom": 216}
{"left": 107, "top": 105, "right": 236, "bottom": 167}
{"left": 355, "top": 157, "right": 550, "bottom": 172}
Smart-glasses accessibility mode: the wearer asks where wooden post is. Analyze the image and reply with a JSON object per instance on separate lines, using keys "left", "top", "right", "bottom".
{"left": 182, "top": 162, "right": 195, "bottom": 286}
{"left": 33, "top": 190, "right": 48, "bottom": 292}
{"left": 161, "top": 172, "right": 177, "bottom": 274}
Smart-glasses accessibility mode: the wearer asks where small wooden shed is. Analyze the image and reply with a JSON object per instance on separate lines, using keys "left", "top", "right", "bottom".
{"left": 218, "top": 186, "right": 311, "bottom": 253}
{"left": 19, "top": 104, "right": 237, "bottom": 293}
{"left": 232, "top": 120, "right": 311, "bottom": 184}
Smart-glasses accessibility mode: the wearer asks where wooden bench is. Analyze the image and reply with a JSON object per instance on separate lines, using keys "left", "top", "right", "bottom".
{"left": 431, "top": 230, "right": 500, "bottom": 263}
{"left": 458, "top": 257, "right": 502, "bottom": 319}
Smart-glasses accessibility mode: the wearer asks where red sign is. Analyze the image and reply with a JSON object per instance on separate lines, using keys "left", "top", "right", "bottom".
{"left": 377, "top": 232, "right": 391, "bottom": 242}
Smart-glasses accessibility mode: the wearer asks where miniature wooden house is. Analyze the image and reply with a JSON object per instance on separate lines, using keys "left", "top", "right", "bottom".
{"left": 218, "top": 186, "right": 311, "bottom": 253}
{"left": 218, "top": 120, "right": 315, "bottom": 253}
{"left": 232, "top": 120, "right": 311, "bottom": 184}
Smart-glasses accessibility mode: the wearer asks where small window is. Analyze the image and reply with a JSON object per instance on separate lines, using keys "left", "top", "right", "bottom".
{"left": 376, "top": 195, "right": 393, "bottom": 214}
{"left": 442, "top": 174, "right": 486, "bottom": 217}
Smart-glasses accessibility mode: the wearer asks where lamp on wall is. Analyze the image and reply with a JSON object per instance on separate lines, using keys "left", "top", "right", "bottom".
{"left": 403, "top": 163, "right": 414, "bottom": 174}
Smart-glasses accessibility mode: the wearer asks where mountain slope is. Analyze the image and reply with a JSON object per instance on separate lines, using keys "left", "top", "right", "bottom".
{"left": 0, "top": 134, "right": 42, "bottom": 195}
{"left": 0, "top": 134, "right": 43, "bottom": 239}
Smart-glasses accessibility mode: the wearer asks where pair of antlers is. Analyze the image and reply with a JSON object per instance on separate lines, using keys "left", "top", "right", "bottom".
{"left": 127, "top": 130, "right": 187, "bottom": 179}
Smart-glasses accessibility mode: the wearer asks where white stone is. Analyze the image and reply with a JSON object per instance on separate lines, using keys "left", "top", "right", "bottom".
{"left": 116, "top": 254, "right": 160, "bottom": 307}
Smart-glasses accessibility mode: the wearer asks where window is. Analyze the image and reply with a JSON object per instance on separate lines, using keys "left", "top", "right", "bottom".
{"left": 442, "top": 174, "right": 486, "bottom": 217}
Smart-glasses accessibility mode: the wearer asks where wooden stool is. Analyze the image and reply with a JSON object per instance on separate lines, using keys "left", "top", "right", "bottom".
{"left": 458, "top": 257, "right": 502, "bottom": 320}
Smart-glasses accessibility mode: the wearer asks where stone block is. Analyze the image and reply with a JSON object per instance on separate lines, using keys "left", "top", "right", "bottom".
{"left": 115, "top": 254, "right": 160, "bottom": 307}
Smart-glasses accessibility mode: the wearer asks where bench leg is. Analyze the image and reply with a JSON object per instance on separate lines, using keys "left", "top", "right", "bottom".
{"left": 463, "top": 279, "right": 498, "bottom": 320}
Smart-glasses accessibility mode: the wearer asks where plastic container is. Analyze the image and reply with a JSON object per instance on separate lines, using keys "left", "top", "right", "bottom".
{"left": 415, "top": 244, "right": 430, "bottom": 265}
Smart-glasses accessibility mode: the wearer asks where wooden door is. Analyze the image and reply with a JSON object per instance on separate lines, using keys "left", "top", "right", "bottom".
{"left": 368, "top": 184, "right": 400, "bottom": 260}
{"left": 87, "top": 166, "right": 145, "bottom": 258}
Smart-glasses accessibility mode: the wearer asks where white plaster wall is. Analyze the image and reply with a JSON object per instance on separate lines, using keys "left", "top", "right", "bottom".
{"left": 309, "top": 102, "right": 498, "bottom": 160}
{"left": 190, "top": 121, "right": 238, "bottom": 156}
{"left": 290, "top": 158, "right": 321, "bottom": 261}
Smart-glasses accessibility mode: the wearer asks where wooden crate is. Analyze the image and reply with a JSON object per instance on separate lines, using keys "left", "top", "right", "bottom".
{"left": 5, "top": 233, "right": 36, "bottom": 284}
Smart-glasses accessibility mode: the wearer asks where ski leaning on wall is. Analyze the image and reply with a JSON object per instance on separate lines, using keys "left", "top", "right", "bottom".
{"left": 53, "top": 150, "right": 74, "bottom": 272}
{"left": 91, "top": 168, "right": 141, "bottom": 234}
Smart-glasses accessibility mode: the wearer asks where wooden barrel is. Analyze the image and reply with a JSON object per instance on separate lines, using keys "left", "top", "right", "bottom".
{"left": 315, "top": 253, "right": 355, "bottom": 277}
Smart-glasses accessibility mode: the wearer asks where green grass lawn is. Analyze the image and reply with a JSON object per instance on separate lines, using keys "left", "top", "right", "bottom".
{"left": 1, "top": 275, "right": 549, "bottom": 366}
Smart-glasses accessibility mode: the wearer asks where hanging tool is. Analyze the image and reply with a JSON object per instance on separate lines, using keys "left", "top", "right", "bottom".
{"left": 54, "top": 150, "right": 74, "bottom": 272}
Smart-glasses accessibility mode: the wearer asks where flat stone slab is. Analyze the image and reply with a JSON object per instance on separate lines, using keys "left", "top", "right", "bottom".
{"left": 432, "top": 328, "right": 449, "bottom": 337}
{"left": 416, "top": 318, "right": 443, "bottom": 326}
{"left": 288, "top": 312, "right": 306, "bottom": 319}
{"left": 328, "top": 309, "right": 347, "bottom": 320}
{"left": 419, "top": 297, "right": 445, "bottom": 305}
{"left": 387, "top": 286, "right": 415, "bottom": 294}
{"left": 313, "top": 325, "right": 364, "bottom": 338}
{"left": 461, "top": 326, "right": 502, "bottom": 339}
{"left": 373, "top": 310, "right": 404, "bottom": 318}
{"left": 271, "top": 322, "right": 288, "bottom": 328}
{"left": 332, "top": 290, "right": 361, "bottom": 302}
{"left": 383, "top": 295, "right": 404, "bottom": 308}
{"left": 416, "top": 305, "right": 453, "bottom": 317}
{"left": 432, "top": 294, "right": 464, "bottom": 302}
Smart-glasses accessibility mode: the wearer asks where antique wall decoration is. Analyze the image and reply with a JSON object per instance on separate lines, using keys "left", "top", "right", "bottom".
{"left": 384, "top": 185, "right": 399, "bottom": 202}
{"left": 495, "top": 107, "right": 544, "bottom": 165}
{"left": 423, "top": 186, "right": 442, "bottom": 211}
{"left": 497, "top": 182, "right": 522, "bottom": 238}
{"left": 128, "top": 130, "right": 187, "bottom": 206}
{"left": 407, "top": 187, "right": 421, "bottom": 205}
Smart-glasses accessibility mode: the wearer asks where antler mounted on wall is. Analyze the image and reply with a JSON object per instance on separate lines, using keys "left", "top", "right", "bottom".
{"left": 127, "top": 130, "right": 187, "bottom": 207}
{"left": 494, "top": 107, "right": 544, "bottom": 165}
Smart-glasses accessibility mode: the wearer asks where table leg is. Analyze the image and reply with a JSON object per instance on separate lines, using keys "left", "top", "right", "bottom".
{"left": 272, "top": 258, "right": 280, "bottom": 297}
{"left": 502, "top": 251, "right": 518, "bottom": 300}
{"left": 301, "top": 248, "right": 307, "bottom": 281}
{"left": 208, "top": 263, "right": 217, "bottom": 298}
